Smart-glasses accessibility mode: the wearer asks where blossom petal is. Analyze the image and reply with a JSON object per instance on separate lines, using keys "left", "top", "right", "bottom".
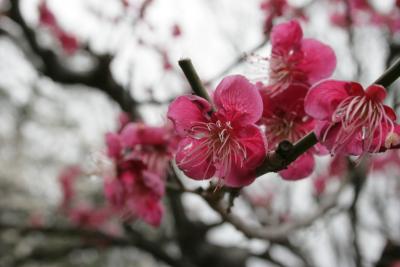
{"left": 316, "top": 121, "right": 362, "bottom": 156}
{"left": 121, "top": 123, "right": 166, "bottom": 147}
{"left": 222, "top": 125, "right": 266, "bottom": 187}
{"left": 105, "top": 133, "right": 122, "bottom": 159}
{"left": 344, "top": 138, "right": 363, "bottom": 156}
{"left": 300, "top": 39, "right": 337, "bottom": 84}
{"left": 260, "top": 90, "right": 274, "bottom": 118}
{"left": 384, "top": 105, "right": 397, "bottom": 121}
{"left": 142, "top": 171, "right": 165, "bottom": 197}
{"left": 131, "top": 196, "right": 164, "bottom": 227}
{"left": 305, "top": 80, "right": 351, "bottom": 120}
{"left": 136, "top": 126, "right": 167, "bottom": 145}
{"left": 168, "top": 95, "right": 211, "bottom": 136}
{"left": 279, "top": 153, "right": 315, "bottom": 180}
{"left": 120, "top": 123, "right": 140, "bottom": 148}
{"left": 269, "top": 84, "right": 309, "bottom": 115}
{"left": 365, "top": 84, "right": 387, "bottom": 102}
{"left": 223, "top": 164, "right": 256, "bottom": 188}
{"left": 175, "top": 138, "right": 215, "bottom": 180}
{"left": 213, "top": 75, "right": 263, "bottom": 125}
{"left": 104, "top": 179, "right": 125, "bottom": 209}
{"left": 314, "top": 121, "right": 346, "bottom": 153}
{"left": 271, "top": 20, "right": 303, "bottom": 50}
{"left": 236, "top": 125, "right": 267, "bottom": 169}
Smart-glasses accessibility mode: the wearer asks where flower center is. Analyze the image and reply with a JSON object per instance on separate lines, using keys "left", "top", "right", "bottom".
{"left": 324, "top": 95, "right": 395, "bottom": 154}
{"left": 179, "top": 120, "right": 248, "bottom": 179}
{"left": 264, "top": 115, "right": 307, "bottom": 146}
{"left": 199, "top": 120, "right": 247, "bottom": 162}
{"left": 268, "top": 49, "right": 306, "bottom": 95}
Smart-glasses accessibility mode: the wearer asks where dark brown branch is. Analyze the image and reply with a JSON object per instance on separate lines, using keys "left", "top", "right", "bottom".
{"left": 123, "top": 223, "right": 196, "bottom": 267}
{"left": 178, "top": 59, "right": 214, "bottom": 107}
{"left": 374, "top": 57, "right": 400, "bottom": 88}
{"left": 256, "top": 133, "right": 318, "bottom": 176}
{"left": 9, "top": 244, "right": 92, "bottom": 267}
{"left": 7, "top": 0, "right": 139, "bottom": 118}
{"left": 348, "top": 160, "right": 368, "bottom": 267}
{"left": 252, "top": 249, "right": 286, "bottom": 267}
{"left": 0, "top": 222, "right": 185, "bottom": 267}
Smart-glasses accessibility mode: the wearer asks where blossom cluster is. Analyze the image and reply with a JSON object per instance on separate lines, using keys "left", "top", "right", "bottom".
{"left": 104, "top": 120, "right": 176, "bottom": 226}
{"left": 168, "top": 20, "right": 400, "bottom": 187}
{"left": 57, "top": 20, "right": 400, "bottom": 228}
{"left": 329, "top": 0, "right": 400, "bottom": 33}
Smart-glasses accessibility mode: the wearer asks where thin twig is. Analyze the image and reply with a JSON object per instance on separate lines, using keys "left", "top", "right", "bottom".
{"left": 178, "top": 59, "right": 213, "bottom": 106}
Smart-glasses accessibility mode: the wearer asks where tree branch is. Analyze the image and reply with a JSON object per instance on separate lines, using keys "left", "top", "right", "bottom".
{"left": 7, "top": 0, "right": 139, "bottom": 118}
{"left": 348, "top": 160, "right": 368, "bottom": 267}
{"left": 179, "top": 59, "right": 214, "bottom": 108}
{"left": 203, "top": 175, "right": 348, "bottom": 241}
{"left": 0, "top": 221, "right": 184, "bottom": 267}
{"left": 374, "top": 57, "right": 400, "bottom": 88}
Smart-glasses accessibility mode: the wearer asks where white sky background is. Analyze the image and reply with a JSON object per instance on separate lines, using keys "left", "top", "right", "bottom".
{"left": 0, "top": 0, "right": 399, "bottom": 266}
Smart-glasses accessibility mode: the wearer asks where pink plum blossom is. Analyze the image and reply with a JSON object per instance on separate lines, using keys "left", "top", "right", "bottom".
{"left": 59, "top": 165, "right": 81, "bottom": 210}
{"left": 122, "top": 0, "right": 130, "bottom": 8}
{"left": 329, "top": 0, "right": 400, "bottom": 34}
{"left": 38, "top": 1, "right": 56, "bottom": 27}
{"left": 260, "top": 85, "right": 317, "bottom": 180}
{"left": 55, "top": 30, "right": 79, "bottom": 55}
{"left": 104, "top": 164, "right": 164, "bottom": 227}
{"left": 260, "top": 0, "right": 288, "bottom": 33}
{"left": 259, "top": 0, "right": 305, "bottom": 34}
{"left": 120, "top": 122, "right": 177, "bottom": 178}
{"left": 118, "top": 112, "right": 131, "bottom": 132}
{"left": 168, "top": 75, "right": 266, "bottom": 187}
{"left": 305, "top": 80, "right": 400, "bottom": 156}
{"left": 104, "top": 127, "right": 166, "bottom": 227}
{"left": 263, "top": 20, "right": 336, "bottom": 97}
{"left": 172, "top": 24, "right": 182, "bottom": 37}
{"left": 38, "top": 1, "right": 79, "bottom": 55}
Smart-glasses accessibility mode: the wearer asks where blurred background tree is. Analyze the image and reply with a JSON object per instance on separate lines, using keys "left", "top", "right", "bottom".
{"left": 0, "top": 0, "right": 400, "bottom": 266}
